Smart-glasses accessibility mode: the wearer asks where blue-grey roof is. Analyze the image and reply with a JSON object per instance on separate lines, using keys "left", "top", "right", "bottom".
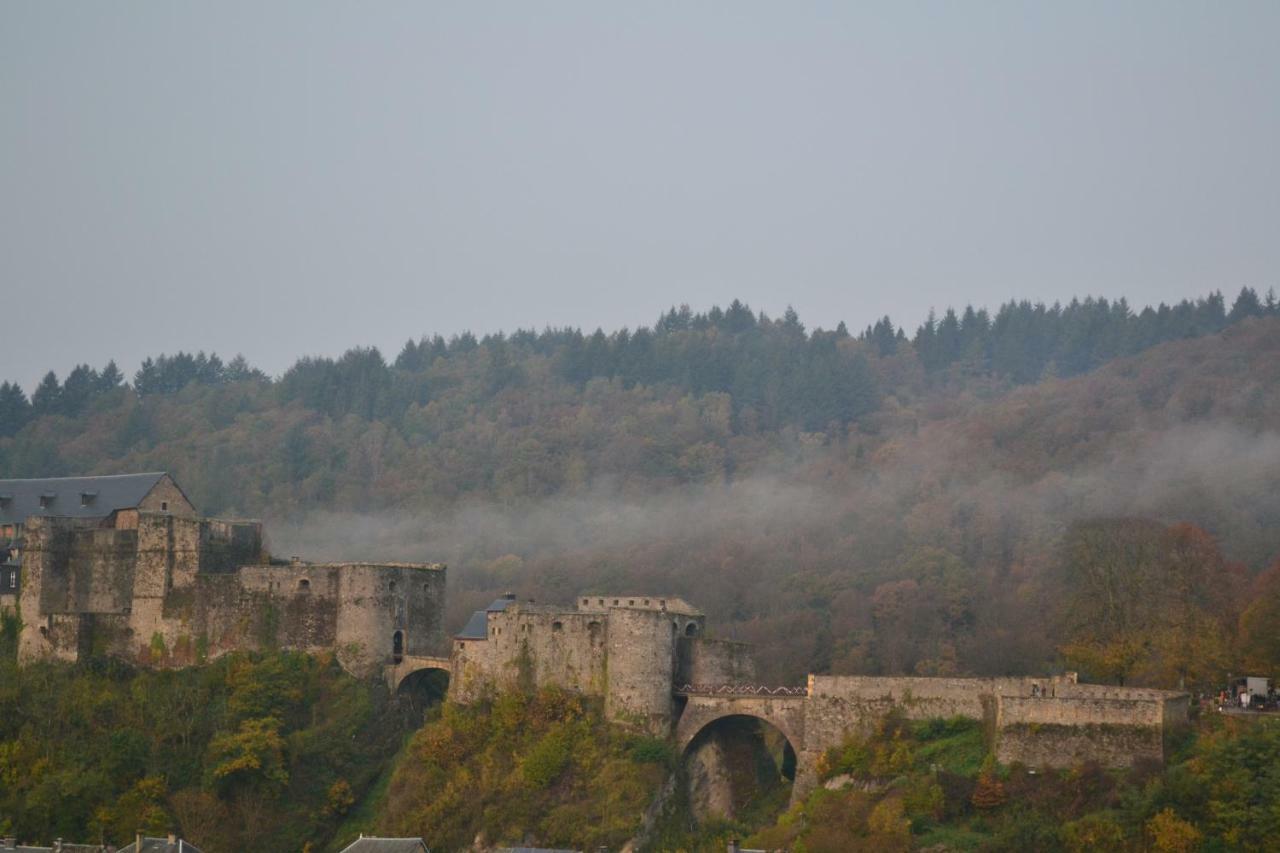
{"left": 455, "top": 594, "right": 519, "bottom": 639}
{"left": 487, "top": 595, "right": 516, "bottom": 613}
{"left": 457, "top": 609, "right": 489, "bottom": 639}
{"left": 0, "top": 473, "right": 170, "bottom": 524}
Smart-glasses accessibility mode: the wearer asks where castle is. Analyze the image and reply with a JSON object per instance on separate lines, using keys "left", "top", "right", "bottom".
{"left": 1, "top": 473, "right": 444, "bottom": 677}
{"left": 3, "top": 472, "right": 1190, "bottom": 800}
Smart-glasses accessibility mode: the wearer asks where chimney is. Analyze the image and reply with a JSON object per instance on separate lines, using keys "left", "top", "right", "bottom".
{"left": 168, "top": 833, "right": 177, "bottom": 845}
{"left": 54, "top": 839, "right": 63, "bottom": 853}
{"left": 728, "top": 840, "right": 740, "bottom": 853}
{"left": 291, "top": 556, "right": 301, "bottom": 565}
{"left": 2, "top": 837, "right": 15, "bottom": 851}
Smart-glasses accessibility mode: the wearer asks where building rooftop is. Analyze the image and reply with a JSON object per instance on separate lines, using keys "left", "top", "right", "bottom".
{"left": 116, "top": 837, "right": 202, "bottom": 853}
{"left": 337, "top": 837, "right": 429, "bottom": 853}
{"left": 0, "top": 473, "right": 174, "bottom": 524}
{"left": 456, "top": 593, "right": 518, "bottom": 639}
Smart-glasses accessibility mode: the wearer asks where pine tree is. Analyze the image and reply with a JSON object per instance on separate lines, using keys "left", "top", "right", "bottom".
{"left": 98, "top": 360, "right": 124, "bottom": 391}
{"left": 0, "top": 381, "right": 30, "bottom": 436}
{"left": 1228, "top": 286, "right": 1263, "bottom": 322}
{"left": 31, "top": 371, "right": 62, "bottom": 416}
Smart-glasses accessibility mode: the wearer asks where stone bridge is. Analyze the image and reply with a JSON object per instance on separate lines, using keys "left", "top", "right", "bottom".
{"left": 673, "top": 685, "right": 815, "bottom": 798}
{"left": 674, "top": 692, "right": 808, "bottom": 754}
{"left": 670, "top": 675, "right": 1190, "bottom": 801}
{"left": 384, "top": 654, "right": 452, "bottom": 693}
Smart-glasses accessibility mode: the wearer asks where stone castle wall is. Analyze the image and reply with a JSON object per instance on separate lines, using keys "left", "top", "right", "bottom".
{"left": 450, "top": 606, "right": 609, "bottom": 702}
{"left": 449, "top": 598, "right": 711, "bottom": 733}
{"left": 676, "top": 637, "right": 757, "bottom": 685}
{"left": 605, "top": 607, "right": 678, "bottom": 731}
{"left": 16, "top": 514, "right": 445, "bottom": 679}
{"left": 792, "top": 674, "right": 1184, "bottom": 779}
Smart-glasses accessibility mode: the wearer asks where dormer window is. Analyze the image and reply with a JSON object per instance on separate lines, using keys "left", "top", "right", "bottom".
{"left": 80, "top": 491, "right": 98, "bottom": 507}
{"left": 39, "top": 493, "right": 55, "bottom": 509}
{"left": 0, "top": 494, "right": 12, "bottom": 507}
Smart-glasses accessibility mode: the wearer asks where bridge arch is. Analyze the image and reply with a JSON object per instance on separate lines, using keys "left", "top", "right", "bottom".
{"left": 675, "top": 693, "right": 807, "bottom": 759}
{"left": 675, "top": 693, "right": 809, "bottom": 824}
{"left": 385, "top": 654, "right": 452, "bottom": 694}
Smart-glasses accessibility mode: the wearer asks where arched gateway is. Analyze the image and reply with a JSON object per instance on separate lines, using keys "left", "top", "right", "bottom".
{"left": 675, "top": 689, "right": 807, "bottom": 752}
{"left": 384, "top": 654, "right": 452, "bottom": 694}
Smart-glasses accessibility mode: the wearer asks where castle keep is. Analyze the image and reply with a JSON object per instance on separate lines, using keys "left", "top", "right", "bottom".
{"left": 2, "top": 473, "right": 444, "bottom": 677}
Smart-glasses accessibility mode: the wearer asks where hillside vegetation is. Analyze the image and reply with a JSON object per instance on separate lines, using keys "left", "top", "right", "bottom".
{"left": 375, "top": 687, "right": 669, "bottom": 850}
{"left": 0, "top": 618, "right": 407, "bottom": 852}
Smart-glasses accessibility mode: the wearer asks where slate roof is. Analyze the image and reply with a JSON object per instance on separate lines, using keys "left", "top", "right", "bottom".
{"left": 0, "top": 473, "right": 169, "bottom": 524}
{"left": 0, "top": 840, "right": 106, "bottom": 845}
{"left": 455, "top": 593, "right": 517, "bottom": 640}
{"left": 337, "top": 837, "right": 429, "bottom": 853}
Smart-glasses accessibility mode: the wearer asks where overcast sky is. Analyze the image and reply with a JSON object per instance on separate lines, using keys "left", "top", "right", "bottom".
{"left": 3, "top": 2, "right": 1277, "bottom": 391}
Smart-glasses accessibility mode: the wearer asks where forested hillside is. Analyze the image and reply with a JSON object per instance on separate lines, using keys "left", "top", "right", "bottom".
{"left": 3, "top": 289, "right": 1280, "bottom": 685}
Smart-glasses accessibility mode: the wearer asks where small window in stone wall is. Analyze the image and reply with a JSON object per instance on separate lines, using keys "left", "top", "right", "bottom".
{"left": 552, "top": 621, "right": 563, "bottom": 633}
{"left": 685, "top": 622, "right": 698, "bottom": 637}
{"left": 161, "top": 501, "right": 169, "bottom": 511}
{"left": 298, "top": 578, "right": 310, "bottom": 591}
{"left": 389, "top": 580, "right": 397, "bottom": 593}
{"left": 588, "top": 621, "right": 602, "bottom": 643}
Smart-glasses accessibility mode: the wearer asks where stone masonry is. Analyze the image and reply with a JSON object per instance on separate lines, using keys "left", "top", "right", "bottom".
{"left": 426, "top": 590, "right": 1188, "bottom": 798}
{"left": 17, "top": 513, "right": 445, "bottom": 678}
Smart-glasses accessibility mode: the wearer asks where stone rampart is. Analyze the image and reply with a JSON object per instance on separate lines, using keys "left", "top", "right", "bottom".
{"left": 677, "top": 637, "right": 757, "bottom": 685}
{"left": 16, "top": 514, "right": 445, "bottom": 679}
{"left": 449, "top": 606, "right": 608, "bottom": 702}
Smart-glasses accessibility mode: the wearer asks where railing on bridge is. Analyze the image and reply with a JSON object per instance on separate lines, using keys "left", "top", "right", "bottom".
{"left": 675, "top": 683, "right": 808, "bottom": 697}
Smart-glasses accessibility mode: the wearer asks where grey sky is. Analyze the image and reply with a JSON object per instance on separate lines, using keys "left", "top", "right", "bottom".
{"left": 3, "top": 2, "right": 1277, "bottom": 391}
